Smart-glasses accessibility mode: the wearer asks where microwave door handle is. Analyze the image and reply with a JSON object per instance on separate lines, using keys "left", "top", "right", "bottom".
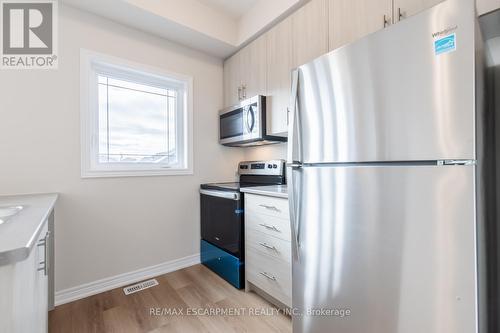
{"left": 246, "top": 107, "right": 255, "bottom": 133}
{"left": 249, "top": 107, "right": 255, "bottom": 132}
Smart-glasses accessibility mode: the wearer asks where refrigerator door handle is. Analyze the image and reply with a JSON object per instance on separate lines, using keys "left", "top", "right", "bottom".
{"left": 288, "top": 69, "right": 302, "bottom": 262}
{"left": 288, "top": 165, "right": 302, "bottom": 261}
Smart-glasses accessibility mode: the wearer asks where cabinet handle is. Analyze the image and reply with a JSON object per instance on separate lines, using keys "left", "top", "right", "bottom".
{"left": 260, "top": 271, "right": 277, "bottom": 281}
{"left": 259, "top": 242, "right": 278, "bottom": 252}
{"left": 45, "top": 231, "right": 50, "bottom": 276}
{"left": 242, "top": 84, "right": 247, "bottom": 99}
{"left": 37, "top": 231, "right": 50, "bottom": 276}
{"left": 259, "top": 223, "right": 280, "bottom": 232}
{"left": 383, "top": 14, "right": 391, "bottom": 27}
{"left": 258, "top": 204, "right": 280, "bottom": 212}
{"left": 398, "top": 7, "right": 404, "bottom": 21}
{"left": 287, "top": 107, "right": 290, "bottom": 125}
{"left": 237, "top": 86, "right": 242, "bottom": 100}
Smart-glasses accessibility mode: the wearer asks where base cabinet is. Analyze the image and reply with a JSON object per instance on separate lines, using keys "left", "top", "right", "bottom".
{"left": 0, "top": 221, "right": 49, "bottom": 333}
{"left": 244, "top": 194, "right": 292, "bottom": 307}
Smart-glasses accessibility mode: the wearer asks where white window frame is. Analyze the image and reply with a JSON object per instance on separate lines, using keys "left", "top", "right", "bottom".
{"left": 80, "top": 49, "right": 193, "bottom": 178}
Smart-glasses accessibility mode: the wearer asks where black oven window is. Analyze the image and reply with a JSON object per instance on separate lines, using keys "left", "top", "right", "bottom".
{"left": 220, "top": 109, "right": 243, "bottom": 139}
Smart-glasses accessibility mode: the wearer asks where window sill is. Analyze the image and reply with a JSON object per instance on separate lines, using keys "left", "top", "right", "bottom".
{"left": 81, "top": 168, "right": 193, "bottom": 178}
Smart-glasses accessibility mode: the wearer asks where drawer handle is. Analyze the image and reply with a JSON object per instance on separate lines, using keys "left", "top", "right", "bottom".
{"left": 260, "top": 271, "right": 277, "bottom": 281}
{"left": 259, "top": 204, "right": 280, "bottom": 212}
{"left": 259, "top": 242, "right": 278, "bottom": 252}
{"left": 259, "top": 223, "right": 280, "bottom": 232}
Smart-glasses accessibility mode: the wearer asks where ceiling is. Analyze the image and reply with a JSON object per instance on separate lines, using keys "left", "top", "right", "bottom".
{"left": 61, "top": 0, "right": 302, "bottom": 58}
{"left": 196, "top": 0, "right": 259, "bottom": 19}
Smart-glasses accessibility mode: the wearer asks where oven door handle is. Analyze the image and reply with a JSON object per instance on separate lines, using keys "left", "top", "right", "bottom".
{"left": 200, "top": 189, "right": 240, "bottom": 200}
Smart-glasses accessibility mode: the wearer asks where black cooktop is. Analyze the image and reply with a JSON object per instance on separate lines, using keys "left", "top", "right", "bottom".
{"left": 200, "top": 160, "right": 286, "bottom": 193}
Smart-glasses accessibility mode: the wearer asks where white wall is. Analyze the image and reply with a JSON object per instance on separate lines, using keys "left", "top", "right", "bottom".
{"left": 0, "top": 5, "right": 244, "bottom": 292}
{"left": 127, "top": 0, "right": 238, "bottom": 45}
{"left": 61, "top": 0, "right": 238, "bottom": 58}
{"left": 244, "top": 143, "right": 287, "bottom": 161}
{"left": 237, "top": 0, "right": 305, "bottom": 45}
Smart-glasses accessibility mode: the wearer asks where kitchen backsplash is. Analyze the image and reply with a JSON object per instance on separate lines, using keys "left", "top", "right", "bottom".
{"left": 244, "top": 142, "right": 287, "bottom": 161}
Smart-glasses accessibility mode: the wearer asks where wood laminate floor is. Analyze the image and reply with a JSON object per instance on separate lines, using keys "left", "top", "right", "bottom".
{"left": 49, "top": 264, "right": 292, "bottom": 333}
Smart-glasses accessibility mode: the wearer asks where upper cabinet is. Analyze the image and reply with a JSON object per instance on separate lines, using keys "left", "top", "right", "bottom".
{"left": 393, "top": 0, "right": 444, "bottom": 22}
{"left": 477, "top": 0, "right": 500, "bottom": 15}
{"left": 291, "top": 0, "right": 329, "bottom": 68}
{"left": 223, "top": 35, "right": 266, "bottom": 108}
{"left": 240, "top": 36, "right": 267, "bottom": 100}
{"left": 329, "top": 0, "right": 392, "bottom": 51}
{"left": 223, "top": 0, "right": 459, "bottom": 136}
{"left": 329, "top": 0, "right": 445, "bottom": 52}
{"left": 266, "top": 16, "right": 293, "bottom": 136}
{"left": 265, "top": 0, "right": 328, "bottom": 136}
{"left": 223, "top": 52, "right": 241, "bottom": 107}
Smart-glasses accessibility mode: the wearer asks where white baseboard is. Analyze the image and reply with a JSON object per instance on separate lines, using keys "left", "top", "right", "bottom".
{"left": 55, "top": 253, "right": 200, "bottom": 306}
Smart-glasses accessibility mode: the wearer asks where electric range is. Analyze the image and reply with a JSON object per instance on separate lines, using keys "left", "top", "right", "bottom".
{"left": 199, "top": 160, "right": 285, "bottom": 288}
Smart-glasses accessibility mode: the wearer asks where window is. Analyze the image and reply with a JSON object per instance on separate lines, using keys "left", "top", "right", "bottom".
{"left": 81, "top": 50, "right": 193, "bottom": 177}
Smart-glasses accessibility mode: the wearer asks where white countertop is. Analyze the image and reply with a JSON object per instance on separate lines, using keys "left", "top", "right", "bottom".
{"left": 0, "top": 193, "right": 58, "bottom": 266}
{"left": 240, "top": 185, "right": 288, "bottom": 198}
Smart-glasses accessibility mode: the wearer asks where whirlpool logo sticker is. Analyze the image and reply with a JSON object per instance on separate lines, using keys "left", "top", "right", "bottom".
{"left": 434, "top": 33, "right": 456, "bottom": 56}
{"left": 1, "top": 0, "right": 58, "bottom": 69}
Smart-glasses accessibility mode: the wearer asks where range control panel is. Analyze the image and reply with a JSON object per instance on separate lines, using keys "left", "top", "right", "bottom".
{"left": 238, "top": 160, "right": 285, "bottom": 176}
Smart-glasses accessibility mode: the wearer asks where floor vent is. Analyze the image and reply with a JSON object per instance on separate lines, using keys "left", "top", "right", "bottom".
{"left": 123, "top": 279, "right": 159, "bottom": 295}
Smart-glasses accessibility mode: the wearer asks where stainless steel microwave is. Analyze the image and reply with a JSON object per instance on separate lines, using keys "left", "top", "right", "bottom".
{"left": 219, "top": 95, "right": 287, "bottom": 147}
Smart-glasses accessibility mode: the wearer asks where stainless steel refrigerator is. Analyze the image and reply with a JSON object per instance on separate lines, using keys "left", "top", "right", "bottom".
{"left": 287, "top": 0, "right": 494, "bottom": 332}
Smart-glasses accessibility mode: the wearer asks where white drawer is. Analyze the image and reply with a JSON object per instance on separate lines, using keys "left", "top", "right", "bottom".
{"left": 246, "top": 250, "right": 292, "bottom": 307}
{"left": 246, "top": 212, "right": 291, "bottom": 241}
{"left": 246, "top": 229, "right": 291, "bottom": 263}
{"left": 245, "top": 194, "right": 289, "bottom": 220}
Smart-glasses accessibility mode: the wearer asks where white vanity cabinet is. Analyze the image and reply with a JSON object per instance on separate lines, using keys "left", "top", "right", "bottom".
{"left": 244, "top": 193, "right": 292, "bottom": 307}
{"left": 0, "top": 221, "right": 50, "bottom": 333}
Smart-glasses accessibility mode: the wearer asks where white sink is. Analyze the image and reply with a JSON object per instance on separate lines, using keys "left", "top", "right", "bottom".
{"left": 0, "top": 206, "right": 23, "bottom": 225}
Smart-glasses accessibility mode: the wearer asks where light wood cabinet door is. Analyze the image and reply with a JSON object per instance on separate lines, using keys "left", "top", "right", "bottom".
{"left": 291, "top": 0, "right": 329, "bottom": 68}
{"left": 223, "top": 51, "right": 241, "bottom": 107}
{"left": 477, "top": 0, "right": 500, "bottom": 15}
{"left": 240, "top": 35, "right": 267, "bottom": 100}
{"left": 329, "top": 0, "right": 392, "bottom": 51}
{"left": 393, "top": 0, "right": 444, "bottom": 23}
{"left": 266, "top": 16, "right": 293, "bottom": 136}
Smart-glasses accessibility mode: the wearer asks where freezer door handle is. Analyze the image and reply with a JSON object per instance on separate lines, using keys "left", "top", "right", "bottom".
{"left": 287, "top": 69, "right": 302, "bottom": 165}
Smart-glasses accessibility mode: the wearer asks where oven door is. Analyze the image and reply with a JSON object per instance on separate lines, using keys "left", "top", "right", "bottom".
{"left": 200, "top": 189, "right": 244, "bottom": 259}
